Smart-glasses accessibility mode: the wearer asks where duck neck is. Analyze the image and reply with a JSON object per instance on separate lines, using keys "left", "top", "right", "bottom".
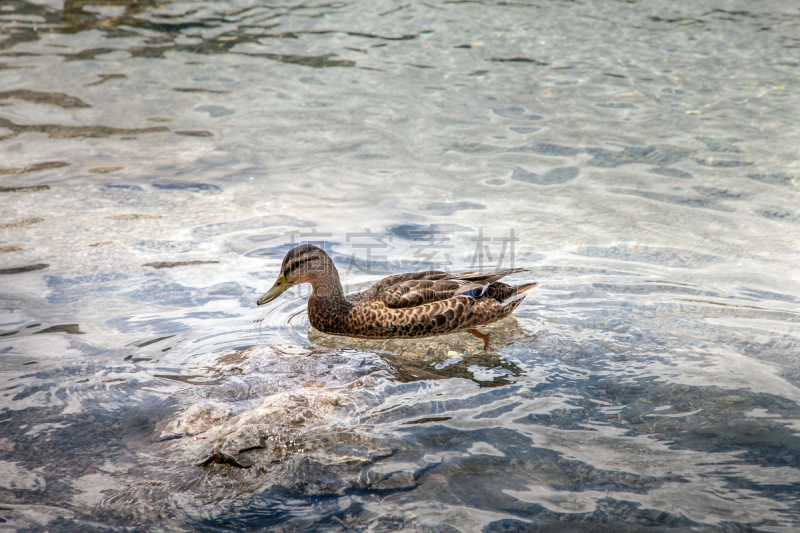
{"left": 307, "top": 271, "right": 351, "bottom": 333}
{"left": 310, "top": 272, "right": 347, "bottom": 303}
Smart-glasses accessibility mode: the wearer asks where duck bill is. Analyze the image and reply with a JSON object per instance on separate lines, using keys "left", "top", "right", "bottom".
{"left": 257, "top": 273, "right": 292, "bottom": 306}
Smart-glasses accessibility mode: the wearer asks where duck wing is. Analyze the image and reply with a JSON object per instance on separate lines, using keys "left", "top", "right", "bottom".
{"left": 366, "top": 270, "right": 451, "bottom": 294}
{"left": 346, "top": 270, "right": 451, "bottom": 305}
{"left": 380, "top": 268, "right": 532, "bottom": 308}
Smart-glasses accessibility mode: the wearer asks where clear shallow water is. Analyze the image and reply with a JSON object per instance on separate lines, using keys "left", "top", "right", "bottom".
{"left": 1, "top": 0, "right": 800, "bottom": 531}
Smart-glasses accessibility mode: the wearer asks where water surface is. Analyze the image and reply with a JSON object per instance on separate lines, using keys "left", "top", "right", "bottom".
{"left": 1, "top": 0, "right": 800, "bottom": 531}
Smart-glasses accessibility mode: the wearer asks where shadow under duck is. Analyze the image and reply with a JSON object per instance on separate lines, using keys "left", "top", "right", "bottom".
{"left": 257, "top": 244, "right": 538, "bottom": 349}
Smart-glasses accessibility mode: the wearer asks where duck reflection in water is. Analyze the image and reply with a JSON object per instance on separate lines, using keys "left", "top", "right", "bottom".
{"left": 63, "top": 0, "right": 158, "bottom": 28}
{"left": 309, "top": 317, "right": 538, "bottom": 388}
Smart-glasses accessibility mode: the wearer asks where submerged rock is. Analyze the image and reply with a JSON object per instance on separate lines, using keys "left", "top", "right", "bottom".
{"left": 153, "top": 345, "right": 390, "bottom": 468}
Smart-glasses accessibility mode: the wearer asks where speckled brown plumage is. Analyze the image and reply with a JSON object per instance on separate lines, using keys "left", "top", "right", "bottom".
{"left": 259, "top": 244, "right": 538, "bottom": 342}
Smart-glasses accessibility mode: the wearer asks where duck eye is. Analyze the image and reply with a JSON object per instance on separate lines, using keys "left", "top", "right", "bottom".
{"left": 277, "top": 280, "right": 281, "bottom": 285}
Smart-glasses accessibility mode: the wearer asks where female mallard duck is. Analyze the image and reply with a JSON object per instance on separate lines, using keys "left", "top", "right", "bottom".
{"left": 257, "top": 244, "right": 537, "bottom": 349}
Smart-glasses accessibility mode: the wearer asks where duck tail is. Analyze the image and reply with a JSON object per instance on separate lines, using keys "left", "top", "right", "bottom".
{"left": 501, "top": 282, "right": 539, "bottom": 307}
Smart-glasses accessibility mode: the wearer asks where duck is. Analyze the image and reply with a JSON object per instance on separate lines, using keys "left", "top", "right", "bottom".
{"left": 257, "top": 244, "right": 538, "bottom": 349}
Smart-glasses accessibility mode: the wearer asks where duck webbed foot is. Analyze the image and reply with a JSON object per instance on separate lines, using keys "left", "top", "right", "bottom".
{"left": 466, "top": 328, "right": 490, "bottom": 351}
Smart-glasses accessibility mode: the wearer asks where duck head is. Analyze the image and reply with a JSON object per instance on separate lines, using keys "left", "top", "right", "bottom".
{"left": 257, "top": 244, "right": 337, "bottom": 305}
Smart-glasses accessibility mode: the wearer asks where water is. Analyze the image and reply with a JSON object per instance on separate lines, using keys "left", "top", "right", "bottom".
{"left": 1, "top": 0, "right": 800, "bottom": 530}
